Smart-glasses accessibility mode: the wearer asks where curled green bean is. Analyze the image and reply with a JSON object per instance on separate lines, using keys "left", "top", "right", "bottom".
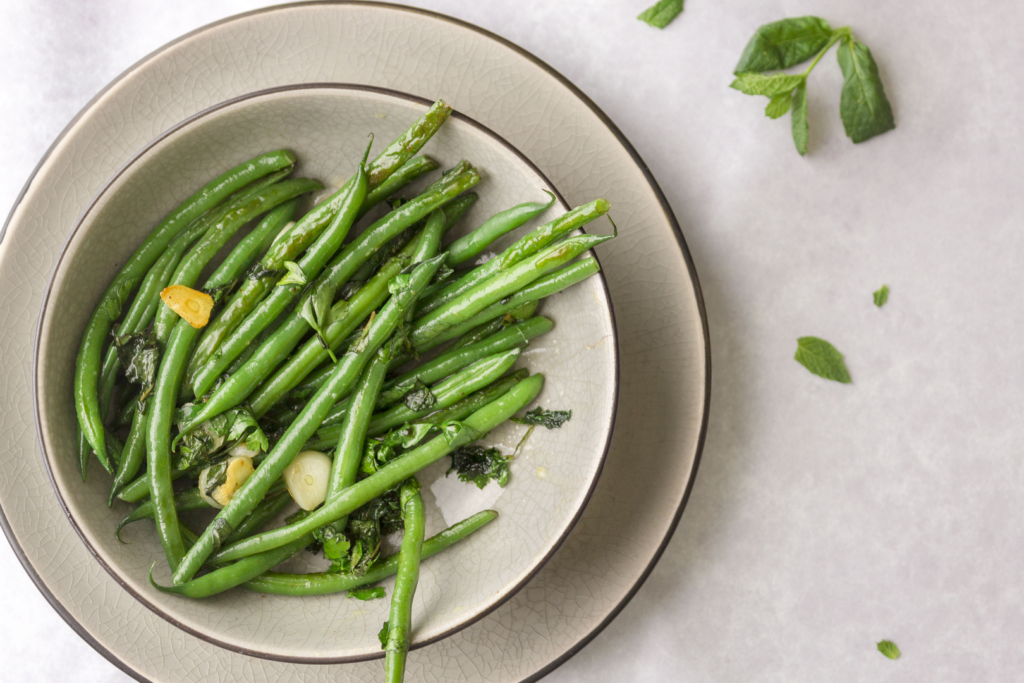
{"left": 445, "top": 191, "right": 555, "bottom": 266}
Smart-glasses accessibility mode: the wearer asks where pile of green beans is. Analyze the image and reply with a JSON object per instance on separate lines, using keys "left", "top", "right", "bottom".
{"left": 73, "top": 100, "right": 614, "bottom": 683}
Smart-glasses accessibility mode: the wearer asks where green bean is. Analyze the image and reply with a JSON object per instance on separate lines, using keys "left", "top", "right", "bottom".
{"left": 308, "top": 370, "right": 529, "bottom": 452}
{"left": 98, "top": 168, "right": 289, "bottom": 405}
{"left": 172, "top": 256, "right": 445, "bottom": 585}
{"left": 273, "top": 198, "right": 478, "bottom": 406}
{"left": 146, "top": 192, "right": 313, "bottom": 572}
{"left": 415, "top": 198, "right": 609, "bottom": 318}
{"left": 116, "top": 488, "right": 211, "bottom": 541}
{"left": 445, "top": 191, "right": 555, "bottom": 266}
{"left": 244, "top": 510, "right": 497, "bottom": 595}
{"left": 108, "top": 202, "right": 298, "bottom": 504}
{"left": 409, "top": 233, "right": 611, "bottom": 349}
{"left": 153, "top": 178, "right": 322, "bottom": 343}
{"left": 75, "top": 150, "right": 296, "bottom": 464}
{"left": 327, "top": 352, "right": 389, "bottom": 535}
{"left": 223, "top": 486, "right": 293, "bottom": 546}
{"left": 377, "top": 316, "right": 551, "bottom": 409}
{"left": 189, "top": 165, "right": 480, "bottom": 402}
{"left": 384, "top": 481, "right": 424, "bottom": 683}
{"left": 206, "top": 374, "right": 542, "bottom": 565}
{"left": 116, "top": 468, "right": 185, "bottom": 504}
{"left": 358, "top": 156, "right": 439, "bottom": 220}
{"left": 414, "top": 258, "right": 600, "bottom": 353}
{"left": 355, "top": 348, "right": 521, "bottom": 435}
{"left": 151, "top": 534, "right": 313, "bottom": 599}
{"left": 183, "top": 143, "right": 370, "bottom": 394}
{"left": 186, "top": 103, "right": 452, "bottom": 384}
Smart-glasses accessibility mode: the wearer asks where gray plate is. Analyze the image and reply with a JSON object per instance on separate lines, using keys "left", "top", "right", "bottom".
{"left": 0, "top": 3, "right": 709, "bottom": 681}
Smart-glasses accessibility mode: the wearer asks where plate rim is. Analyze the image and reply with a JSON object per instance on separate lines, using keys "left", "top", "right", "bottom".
{"left": 31, "top": 80, "right": 621, "bottom": 665}
{"left": 0, "top": 2, "right": 710, "bottom": 681}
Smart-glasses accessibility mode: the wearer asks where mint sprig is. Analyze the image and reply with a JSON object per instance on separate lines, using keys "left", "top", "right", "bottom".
{"left": 731, "top": 17, "right": 895, "bottom": 155}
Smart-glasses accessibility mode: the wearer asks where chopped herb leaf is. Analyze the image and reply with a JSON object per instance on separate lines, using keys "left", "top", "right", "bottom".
{"left": 114, "top": 329, "right": 160, "bottom": 410}
{"left": 876, "top": 640, "right": 900, "bottom": 659}
{"left": 512, "top": 407, "right": 572, "bottom": 429}
{"left": 300, "top": 281, "right": 341, "bottom": 362}
{"left": 247, "top": 262, "right": 280, "bottom": 281}
{"left": 278, "top": 261, "right": 308, "bottom": 287}
{"left": 348, "top": 312, "right": 375, "bottom": 355}
{"left": 447, "top": 445, "right": 511, "bottom": 489}
{"left": 637, "top": 0, "right": 683, "bottom": 29}
{"left": 378, "top": 621, "right": 389, "bottom": 649}
{"left": 348, "top": 586, "right": 386, "bottom": 601}
{"left": 794, "top": 336, "right": 852, "bottom": 383}
{"left": 873, "top": 284, "right": 889, "bottom": 307}
{"left": 403, "top": 380, "right": 437, "bottom": 412}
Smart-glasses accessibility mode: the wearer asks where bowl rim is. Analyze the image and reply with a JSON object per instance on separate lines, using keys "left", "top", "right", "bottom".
{"left": 32, "top": 81, "right": 620, "bottom": 663}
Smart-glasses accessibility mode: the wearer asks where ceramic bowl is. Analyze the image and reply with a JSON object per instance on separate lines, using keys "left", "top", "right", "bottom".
{"left": 33, "top": 84, "right": 618, "bottom": 662}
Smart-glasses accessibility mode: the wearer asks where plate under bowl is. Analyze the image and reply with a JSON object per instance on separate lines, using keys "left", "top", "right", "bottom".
{"left": 33, "top": 84, "right": 618, "bottom": 662}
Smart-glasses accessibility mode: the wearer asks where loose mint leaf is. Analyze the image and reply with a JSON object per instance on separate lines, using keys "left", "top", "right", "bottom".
{"left": 299, "top": 281, "right": 341, "bottom": 362}
{"left": 114, "top": 329, "right": 160, "bottom": 410}
{"left": 278, "top": 261, "right": 308, "bottom": 287}
{"left": 730, "top": 72, "right": 806, "bottom": 97}
{"left": 378, "top": 621, "right": 389, "bottom": 649}
{"left": 765, "top": 92, "right": 793, "bottom": 119}
{"left": 637, "top": 0, "right": 683, "bottom": 29}
{"left": 873, "top": 284, "right": 890, "bottom": 307}
{"left": 512, "top": 407, "right": 572, "bottom": 429}
{"left": 447, "top": 445, "right": 511, "bottom": 489}
{"left": 877, "top": 640, "right": 900, "bottom": 659}
{"left": 791, "top": 83, "right": 810, "bottom": 155}
{"left": 734, "top": 16, "right": 833, "bottom": 74}
{"left": 174, "top": 430, "right": 215, "bottom": 471}
{"left": 348, "top": 587, "right": 385, "bottom": 601}
{"left": 403, "top": 380, "right": 437, "bottom": 412}
{"left": 223, "top": 407, "right": 269, "bottom": 453}
{"left": 247, "top": 262, "right": 280, "bottom": 281}
{"left": 794, "top": 336, "right": 852, "bottom": 383}
{"left": 837, "top": 37, "right": 895, "bottom": 143}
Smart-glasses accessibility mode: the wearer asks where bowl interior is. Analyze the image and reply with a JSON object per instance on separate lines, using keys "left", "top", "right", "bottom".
{"left": 34, "top": 85, "right": 617, "bottom": 662}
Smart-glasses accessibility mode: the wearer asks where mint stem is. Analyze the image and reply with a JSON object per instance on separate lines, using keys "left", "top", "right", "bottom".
{"left": 802, "top": 27, "right": 852, "bottom": 77}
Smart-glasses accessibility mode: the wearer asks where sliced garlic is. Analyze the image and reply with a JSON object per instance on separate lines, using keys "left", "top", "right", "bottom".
{"left": 160, "top": 284, "right": 214, "bottom": 328}
{"left": 284, "top": 450, "right": 332, "bottom": 511}
{"left": 198, "top": 456, "right": 254, "bottom": 509}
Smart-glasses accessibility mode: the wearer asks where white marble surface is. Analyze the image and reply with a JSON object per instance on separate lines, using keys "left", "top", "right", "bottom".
{"left": 1, "top": 1, "right": 1020, "bottom": 681}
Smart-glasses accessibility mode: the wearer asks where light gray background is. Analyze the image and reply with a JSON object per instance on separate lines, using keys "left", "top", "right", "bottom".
{"left": 0, "top": 1, "right": 1017, "bottom": 681}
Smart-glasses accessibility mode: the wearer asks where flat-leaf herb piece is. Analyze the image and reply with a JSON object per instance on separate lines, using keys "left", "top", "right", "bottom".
{"left": 447, "top": 445, "right": 511, "bottom": 489}
{"left": 730, "top": 72, "right": 806, "bottom": 97}
{"left": 512, "top": 407, "right": 572, "bottom": 429}
{"left": 877, "top": 640, "right": 900, "bottom": 660}
{"left": 637, "top": 0, "right": 683, "bottom": 29}
{"left": 402, "top": 380, "right": 437, "bottom": 412}
{"left": 873, "top": 284, "right": 889, "bottom": 307}
{"left": 765, "top": 92, "right": 793, "bottom": 119}
{"left": 278, "top": 261, "right": 308, "bottom": 287}
{"left": 837, "top": 38, "right": 896, "bottom": 143}
{"left": 114, "top": 330, "right": 160, "bottom": 409}
{"left": 794, "top": 336, "right": 852, "bottom": 383}
{"left": 300, "top": 281, "right": 341, "bottom": 362}
{"left": 791, "top": 82, "right": 810, "bottom": 155}
{"left": 348, "top": 586, "right": 386, "bottom": 601}
{"left": 734, "top": 16, "right": 833, "bottom": 73}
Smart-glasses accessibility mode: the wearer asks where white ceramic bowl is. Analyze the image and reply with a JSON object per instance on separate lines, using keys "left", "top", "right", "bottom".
{"left": 33, "top": 84, "right": 618, "bottom": 662}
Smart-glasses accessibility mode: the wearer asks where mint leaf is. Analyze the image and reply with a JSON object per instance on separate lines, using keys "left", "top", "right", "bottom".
{"left": 730, "top": 72, "right": 805, "bottom": 97}
{"left": 791, "top": 83, "right": 809, "bottom": 155}
{"left": 299, "top": 281, "right": 340, "bottom": 363}
{"left": 402, "top": 380, "right": 437, "bottom": 412}
{"left": 637, "top": 0, "right": 683, "bottom": 29}
{"left": 348, "top": 586, "right": 385, "bottom": 601}
{"left": 512, "top": 407, "right": 572, "bottom": 429}
{"left": 837, "top": 38, "right": 895, "bottom": 143}
{"left": 378, "top": 621, "right": 389, "bottom": 649}
{"left": 873, "top": 284, "right": 889, "bottom": 307}
{"left": 278, "top": 261, "right": 307, "bottom": 286}
{"left": 876, "top": 640, "right": 900, "bottom": 659}
{"left": 765, "top": 93, "right": 792, "bottom": 119}
{"left": 794, "top": 336, "right": 851, "bottom": 383}
{"left": 734, "top": 16, "right": 833, "bottom": 74}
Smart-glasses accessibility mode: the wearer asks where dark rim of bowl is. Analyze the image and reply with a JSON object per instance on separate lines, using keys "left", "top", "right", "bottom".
{"left": 0, "top": 2, "right": 710, "bottom": 681}
{"left": 31, "top": 82, "right": 621, "bottom": 664}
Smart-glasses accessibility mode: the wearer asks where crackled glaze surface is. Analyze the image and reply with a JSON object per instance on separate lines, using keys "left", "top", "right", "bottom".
{"left": 35, "top": 85, "right": 617, "bottom": 661}
{"left": 0, "top": 4, "right": 707, "bottom": 682}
